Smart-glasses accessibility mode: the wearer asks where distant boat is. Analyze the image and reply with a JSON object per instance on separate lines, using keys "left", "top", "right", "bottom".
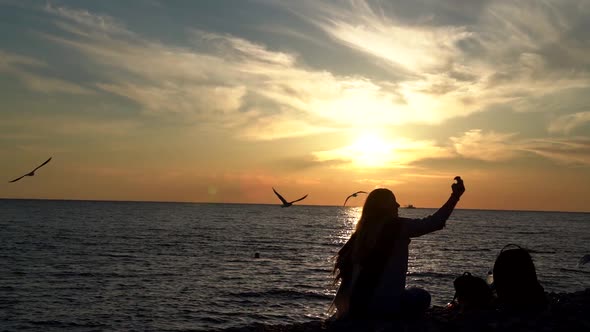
{"left": 403, "top": 204, "right": 416, "bottom": 209}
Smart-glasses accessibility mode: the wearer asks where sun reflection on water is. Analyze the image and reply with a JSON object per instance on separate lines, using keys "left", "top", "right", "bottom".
{"left": 340, "top": 206, "right": 361, "bottom": 240}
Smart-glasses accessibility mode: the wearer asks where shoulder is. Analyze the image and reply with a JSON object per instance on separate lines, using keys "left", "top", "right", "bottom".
{"left": 383, "top": 217, "right": 411, "bottom": 234}
{"left": 396, "top": 217, "right": 416, "bottom": 225}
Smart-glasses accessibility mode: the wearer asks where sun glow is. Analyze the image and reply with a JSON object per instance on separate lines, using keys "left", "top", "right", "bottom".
{"left": 349, "top": 133, "right": 393, "bottom": 168}
{"left": 313, "top": 132, "right": 452, "bottom": 169}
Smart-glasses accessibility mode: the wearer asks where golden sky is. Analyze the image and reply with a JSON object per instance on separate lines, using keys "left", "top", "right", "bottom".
{"left": 1, "top": 1, "right": 589, "bottom": 212}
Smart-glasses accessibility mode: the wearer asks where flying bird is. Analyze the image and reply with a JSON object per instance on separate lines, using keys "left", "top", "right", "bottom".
{"left": 343, "top": 191, "right": 368, "bottom": 206}
{"left": 9, "top": 157, "right": 52, "bottom": 183}
{"left": 272, "top": 187, "right": 308, "bottom": 207}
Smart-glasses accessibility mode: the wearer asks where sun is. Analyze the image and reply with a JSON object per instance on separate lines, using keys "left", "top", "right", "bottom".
{"left": 349, "top": 133, "right": 393, "bottom": 168}
{"left": 312, "top": 131, "right": 400, "bottom": 169}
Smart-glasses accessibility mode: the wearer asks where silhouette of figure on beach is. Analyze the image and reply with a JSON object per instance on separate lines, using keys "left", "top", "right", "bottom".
{"left": 492, "top": 244, "right": 547, "bottom": 312}
{"left": 330, "top": 177, "right": 465, "bottom": 319}
{"left": 450, "top": 272, "right": 493, "bottom": 313}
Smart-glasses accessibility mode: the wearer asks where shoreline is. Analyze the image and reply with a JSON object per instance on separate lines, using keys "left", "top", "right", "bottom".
{"left": 220, "top": 289, "right": 590, "bottom": 332}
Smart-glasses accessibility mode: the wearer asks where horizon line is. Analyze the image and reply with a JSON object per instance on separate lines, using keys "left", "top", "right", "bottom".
{"left": 1, "top": 197, "right": 588, "bottom": 214}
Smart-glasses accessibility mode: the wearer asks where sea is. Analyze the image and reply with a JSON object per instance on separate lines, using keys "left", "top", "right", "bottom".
{"left": 1, "top": 199, "right": 589, "bottom": 331}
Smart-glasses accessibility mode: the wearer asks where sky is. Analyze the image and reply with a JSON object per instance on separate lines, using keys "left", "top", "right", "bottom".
{"left": 1, "top": 0, "right": 589, "bottom": 212}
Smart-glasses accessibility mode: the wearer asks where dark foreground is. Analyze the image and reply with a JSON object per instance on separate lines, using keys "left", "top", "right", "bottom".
{"left": 220, "top": 289, "right": 589, "bottom": 332}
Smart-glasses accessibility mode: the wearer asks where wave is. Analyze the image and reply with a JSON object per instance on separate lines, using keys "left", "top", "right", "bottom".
{"left": 30, "top": 320, "right": 108, "bottom": 329}
{"left": 231, "top": 289, "right": 333, "bottom": 301}
{"left": 407, "top": 271, "right": 455, "bottom": 279}
{"left": 440, "top": 248, "right": 491, "bottom": 252}
{"left": 97, "top": 253, "right": 139, "bottom": 258}
{"left": 560, "top": 268, "right": 590, "bottom": 275}
{"left": 527, "top": 249, "right": 557, "bottom": 254}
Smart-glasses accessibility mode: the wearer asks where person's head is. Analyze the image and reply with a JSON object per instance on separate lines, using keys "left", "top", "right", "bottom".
{"left": 356, "top": 188, "right": 400, "bottom": 231}
{"left": 333, "top": 188, "right": 401, "bottom": 284}
{"left": 349, "top": 188, "right": 400, "bottom": 261}
{"left": 492, "top": 244, "right": 546, "bottom": 310}
{"left": 453, "top": 272, "right": 492, "bottom": 311}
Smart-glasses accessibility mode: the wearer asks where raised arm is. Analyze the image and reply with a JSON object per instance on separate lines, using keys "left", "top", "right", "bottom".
{"left": 406, "top": 176, "right": 465, "bottom": 238}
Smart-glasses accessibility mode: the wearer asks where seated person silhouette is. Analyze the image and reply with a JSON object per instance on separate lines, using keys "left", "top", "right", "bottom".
{"left": 492, "top": 244, "right": 547, "bottom": 312}
{"left": 330, "top": 177, "right": 465, "bottom": 320}
{"left": 451, "top": 272, "right": 493, "bottom": 313}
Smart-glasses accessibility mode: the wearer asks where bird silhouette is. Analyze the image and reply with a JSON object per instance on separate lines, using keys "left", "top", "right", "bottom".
{"left": 9, "top": 157, "right": 52, "bottom": 183}
{"left": 272, "top": 187, "right": 308, "bottom": 207}
{"left": 343, "top": 190, "right": 368, "bottom": 206}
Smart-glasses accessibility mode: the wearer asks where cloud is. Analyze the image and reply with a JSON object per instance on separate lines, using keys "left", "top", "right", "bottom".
{"left": 271, "top": 155, "right": 348, "bottom": 172}
{"left": 313, "top": 135, "right": 452, "bottom": 169}
{"left": 0, "top": 51, "right": 45, "bottom": 67}
{"left": 0, "top": 50, "right": 93, "bottom": 95}
{"left": 521, "top": 137, "right": 590, "bottom": 166}
{"left": 22, "top": 1, "right": 590, "bottom": 146}
{"left": 451, "top": 129, "right": 590, "bottom": 166}
{"left": 237, "top": 115, "right": 340, "bottom": 141}
{"left": 44, "top": 3, "right": 131, "bottom": 36}
{"left": 355, "top": 178, "right": 404, "bottom": 187}
{"left": 451, "top": 129, "right": 519, "bottom": 161}
{"left": 275, "top": 0, "right": 590, "bottom": 118}
{"left": 0, "top": 114, "right": 141, "bottom": 140}
{"left": 97, "top": 83, "right": 246, "bottom": 118}
{"left": 302, "top": 1, "right": 471, "bottom": 74}
{"left": 40, "top": 7, "right": 424, "bottom": 138}
{"left": 36, "top": 2, "right": 530, "bottom": 143}
{"left": 548, "top": 112, "right": 590, "bottom": 134}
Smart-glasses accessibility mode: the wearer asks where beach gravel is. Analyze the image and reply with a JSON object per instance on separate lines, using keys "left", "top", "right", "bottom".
{"left": 220, "top": 289, "right": 590, "bottom": 332}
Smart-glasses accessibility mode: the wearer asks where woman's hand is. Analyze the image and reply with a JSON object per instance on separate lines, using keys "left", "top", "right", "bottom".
{"left": 452, "top": 176, "right": 465, "bottom": 198}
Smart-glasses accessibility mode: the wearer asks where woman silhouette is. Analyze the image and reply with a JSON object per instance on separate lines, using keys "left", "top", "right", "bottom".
{"left": 331, "top": 177, "right": 465, "bottom": 319}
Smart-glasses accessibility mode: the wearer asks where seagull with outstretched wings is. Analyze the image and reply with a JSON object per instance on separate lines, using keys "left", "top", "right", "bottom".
{"left": 9, "top": 157, "right": 52, "bottom": 183}
{"left": 343, "top": 190, "right": 368, "bottom": 206}
{"left": 272, "top": 187, "right": 308, "bottom": 207}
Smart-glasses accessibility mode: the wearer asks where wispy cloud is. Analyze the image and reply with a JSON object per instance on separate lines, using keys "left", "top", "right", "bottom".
{"left": 40, "top": 6, "right": 422, "bottom": 138}
{"left": 548, "top": 112, "right": 590, "bottom": 134}
{"left": 275, "top": 0, "right": 590, "bottom": 119}
{"left": 451, "top": 129, "right": 590, "bottom": 166}
{"left": 521, "top": 137, "right": 590, "bottom": 166}
{"left": 0, "top": 50, "right": 93, "bottom": 95}
{"left": 44, "top": 3, "right": 131, "bottom": 36}
{"left": 296, "top": 1, "right": 471, "bottom": 74}
{"left": 313, "top": 135, "right": 452, "bottom": 169}
{"left": 451, "top": 129, "right": 519, "bottom": 161}
{"left": 37, "top": 2, "right": 539, "bottom": 142}
{"left": 354, "top": 178, "right": 404, "bottom": 187}
{"left": 1, "top": 114, "right": 141, "bottom": 141}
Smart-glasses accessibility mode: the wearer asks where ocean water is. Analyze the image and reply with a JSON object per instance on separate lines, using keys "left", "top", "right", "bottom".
{"left": 1, "top": 199, "right": 589, "bottom": 331}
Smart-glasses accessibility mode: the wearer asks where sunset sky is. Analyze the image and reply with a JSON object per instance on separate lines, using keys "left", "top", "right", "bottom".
{"left": 1, "top": 0, "right": 589, "bottom": 212}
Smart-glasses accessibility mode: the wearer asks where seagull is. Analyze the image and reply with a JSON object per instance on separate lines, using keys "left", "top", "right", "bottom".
{"left": 579, "top": 254, "right": 590, "bottom": 266}
{"left": 9, "top": 157, "right": 52, "bottom": 183}
{"left": 272, "top": 187, "right": 308, "bottom": 207}
{"left": 343, "top": 191, "right": 368, "bottom": 206}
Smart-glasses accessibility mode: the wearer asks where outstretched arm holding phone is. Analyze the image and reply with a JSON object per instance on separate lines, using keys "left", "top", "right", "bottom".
{"left": 406, "top": 176, "right": 465, "bottom": 238}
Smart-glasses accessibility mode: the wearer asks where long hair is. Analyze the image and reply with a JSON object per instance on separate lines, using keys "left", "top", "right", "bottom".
{"left": 492, "top": 245, "right": 546, "bottom": 310}
{"left": 334, "top": 188, "right": 399, "bottom": 283}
